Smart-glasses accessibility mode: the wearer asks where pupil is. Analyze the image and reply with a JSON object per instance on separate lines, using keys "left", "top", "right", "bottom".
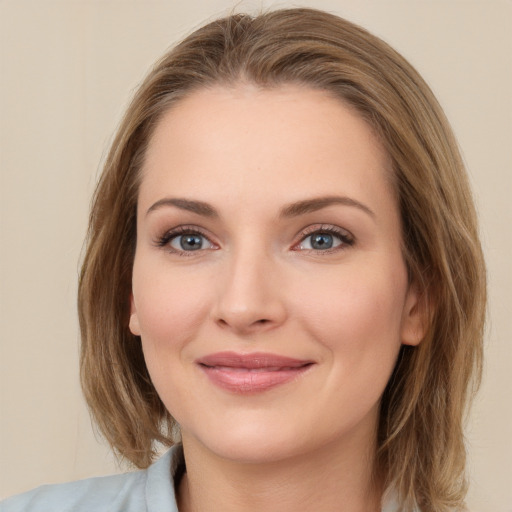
{"left": 180, "top": 235, "right": 202, "bottom": 251}
{"left": 312, "top": 233, "right": 333, "bottom": 250}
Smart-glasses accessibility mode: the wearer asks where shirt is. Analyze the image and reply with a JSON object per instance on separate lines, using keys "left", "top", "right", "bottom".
{"left": 1, "top": 445, "right": 403, "bottom": 511}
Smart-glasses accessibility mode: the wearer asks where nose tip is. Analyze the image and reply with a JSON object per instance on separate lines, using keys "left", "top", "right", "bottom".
{"left": 211, "top": 257, "right": 287, "bottom": 336}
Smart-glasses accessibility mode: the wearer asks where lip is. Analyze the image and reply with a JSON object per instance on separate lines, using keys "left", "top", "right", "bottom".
{"left": 196, "top": 351, "right": 314, "bottom": 393}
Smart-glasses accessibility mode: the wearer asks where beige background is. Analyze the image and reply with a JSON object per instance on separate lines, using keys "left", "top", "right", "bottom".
{"left": 0, "top": 1, "right": 510, "bottom": 510}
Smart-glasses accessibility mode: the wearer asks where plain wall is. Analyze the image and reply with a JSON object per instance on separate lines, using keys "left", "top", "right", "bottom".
{"left": 0, "top": 1, "right": 511, "bottom": 511}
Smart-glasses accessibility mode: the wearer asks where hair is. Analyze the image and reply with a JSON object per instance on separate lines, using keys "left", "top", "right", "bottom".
{"left": 78, "top": 8, "right": 486, "bottom": 512}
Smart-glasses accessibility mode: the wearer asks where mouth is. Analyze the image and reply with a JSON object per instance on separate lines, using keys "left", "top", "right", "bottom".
{"left": 196, "top": 352, "right": 315, "bottom": 393}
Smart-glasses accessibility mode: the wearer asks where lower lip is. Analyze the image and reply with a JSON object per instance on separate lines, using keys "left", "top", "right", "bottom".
{"left": 199, "top": 365, "right": 312, "bottom": 393}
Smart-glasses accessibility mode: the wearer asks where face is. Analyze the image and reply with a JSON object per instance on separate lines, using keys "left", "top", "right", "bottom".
{"left": 129, "top": 85, "right": 424, "bottom": 464}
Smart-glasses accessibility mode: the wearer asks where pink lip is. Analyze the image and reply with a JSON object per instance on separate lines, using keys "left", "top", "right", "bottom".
{"left": 196, "top": 352, "right": 314, "bottom": 393}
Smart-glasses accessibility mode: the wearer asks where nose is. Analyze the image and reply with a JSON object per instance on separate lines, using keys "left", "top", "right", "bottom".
{"left": 211, "top": 246, "right": 287, "bottom": 336}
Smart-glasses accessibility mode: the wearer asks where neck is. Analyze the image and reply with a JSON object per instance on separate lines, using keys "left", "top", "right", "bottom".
{"left": 177, "top": 434, "right": 382, "bottom": 512}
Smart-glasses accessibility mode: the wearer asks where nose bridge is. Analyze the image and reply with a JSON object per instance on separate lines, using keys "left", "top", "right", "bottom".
{"left": 213, "top": 235, "right": 286, "bottom": 333}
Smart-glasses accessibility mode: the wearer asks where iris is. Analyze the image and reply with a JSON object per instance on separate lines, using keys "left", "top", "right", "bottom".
{"left": 311, "top": 233, "right": 334, "bottom": 250}
{"left": 180, "top": 234, "right": 203, "bottom": 251}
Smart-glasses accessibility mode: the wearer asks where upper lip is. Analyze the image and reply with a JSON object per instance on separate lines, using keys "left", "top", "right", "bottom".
{"left": 196, "top": 351, "right": 314, "bottom": 369}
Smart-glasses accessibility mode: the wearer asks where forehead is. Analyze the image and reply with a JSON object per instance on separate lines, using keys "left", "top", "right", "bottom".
{"left": 139, "top": 84, "right": 394, "bottom": 217}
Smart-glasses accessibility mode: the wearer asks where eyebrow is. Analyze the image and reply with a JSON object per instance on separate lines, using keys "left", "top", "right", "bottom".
{"left": 146, "top": 198, "right": 218, "bottom": 217}
{"left": 279, "top": 196, "right": 375, "bottom": 219}
{"left": 146, "top": 195, "right": 375, "bottom": 219}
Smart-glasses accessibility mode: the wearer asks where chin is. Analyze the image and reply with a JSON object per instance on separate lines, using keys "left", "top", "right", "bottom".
{"left": 182, "top": 417, "right": 313, "bottom": 465}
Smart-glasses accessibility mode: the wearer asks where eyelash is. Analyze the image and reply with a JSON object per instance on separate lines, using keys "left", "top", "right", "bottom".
{"left": 155, "top": 225, "right": 215, "bottom": 256}
{"left": 293, "top": 224, "right": 355, "bottom": 254}
{"left": 155, "top": 224, "right": 354, "bottom": 256}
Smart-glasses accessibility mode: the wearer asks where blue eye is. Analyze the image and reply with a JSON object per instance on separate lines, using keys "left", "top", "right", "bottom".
{"left": 300, "top": 232, "right": 342, "bottom": 250}
{"left": 296, "top": 227, "right": 353, "bottom": 252}
{"left": 309, "top": 233, "right": 336, "bottom": 250}
{"left": 169, "top": 233, "right": 214, "bottom": 251}
{"left": 156, "top": 228, "right": 216, "bottom": 254}
{"left": 172, "top": 233, "right": 204, "bottom": 251}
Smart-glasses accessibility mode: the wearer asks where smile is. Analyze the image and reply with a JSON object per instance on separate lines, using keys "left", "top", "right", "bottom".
{"left": 196, "top": 352, "right": 315, "bottom": 393}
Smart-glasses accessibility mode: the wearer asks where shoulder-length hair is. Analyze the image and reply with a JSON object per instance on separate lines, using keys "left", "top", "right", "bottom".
{"left": 78, "top": 8, "right": 486, "bottom": 511}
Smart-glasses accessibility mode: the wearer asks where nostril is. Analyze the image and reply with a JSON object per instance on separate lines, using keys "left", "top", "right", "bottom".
{"left": 216, "top": 317, "right": 271, "bottom": 330}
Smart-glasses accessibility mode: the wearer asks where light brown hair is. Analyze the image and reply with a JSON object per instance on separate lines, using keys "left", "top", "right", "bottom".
{"left": 78, "top": 8, "right": 486, "bottom": 511}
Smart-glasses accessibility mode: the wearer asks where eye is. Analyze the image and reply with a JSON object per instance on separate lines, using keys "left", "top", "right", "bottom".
{"left": 299, "top": 232, "right": 342, "bottom": 250}
{"left": 294, "top": 226, "right": 354, "bottom": 252}
{"left": 156, "top": 227, "right": 217, "bottom": 254}
{"left": 170, "top": 233, "right": 213, "bottom": 251}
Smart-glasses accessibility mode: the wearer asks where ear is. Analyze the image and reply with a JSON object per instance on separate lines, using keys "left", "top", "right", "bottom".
{"left": 400, "top": 283, "right": 429, "bottom": 346}
{"left": 128, "top": 293, "right": 141, "bottom": 336}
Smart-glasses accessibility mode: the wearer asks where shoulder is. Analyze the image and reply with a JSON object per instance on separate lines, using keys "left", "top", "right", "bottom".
{"left": 0, "top": 470, "right": 145, "bottom": 512}
{"left": 0, "top": 447, "right": 181, "bottom": 512}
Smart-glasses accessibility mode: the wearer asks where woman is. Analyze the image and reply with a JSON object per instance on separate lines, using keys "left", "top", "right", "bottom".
{"left": 2, "top": 7, "right": 485, "bottom": 512}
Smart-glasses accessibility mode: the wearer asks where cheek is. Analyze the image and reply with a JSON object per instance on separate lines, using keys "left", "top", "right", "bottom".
{"left": 292, "top": 261, "right": 408, "bottom": 429}
{"left": 132, "top": 261, "right": 213, "bottom": 354}
{"left": 293, "top": 259, "right": 408, "bottom": 362}
{"left": 131, "top": 262, "right": 214, "bottom": 422}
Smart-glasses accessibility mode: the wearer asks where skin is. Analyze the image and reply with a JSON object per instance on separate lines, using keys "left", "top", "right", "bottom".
{"left": 129, "top": 84, "right": 425, "bottom": 512}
